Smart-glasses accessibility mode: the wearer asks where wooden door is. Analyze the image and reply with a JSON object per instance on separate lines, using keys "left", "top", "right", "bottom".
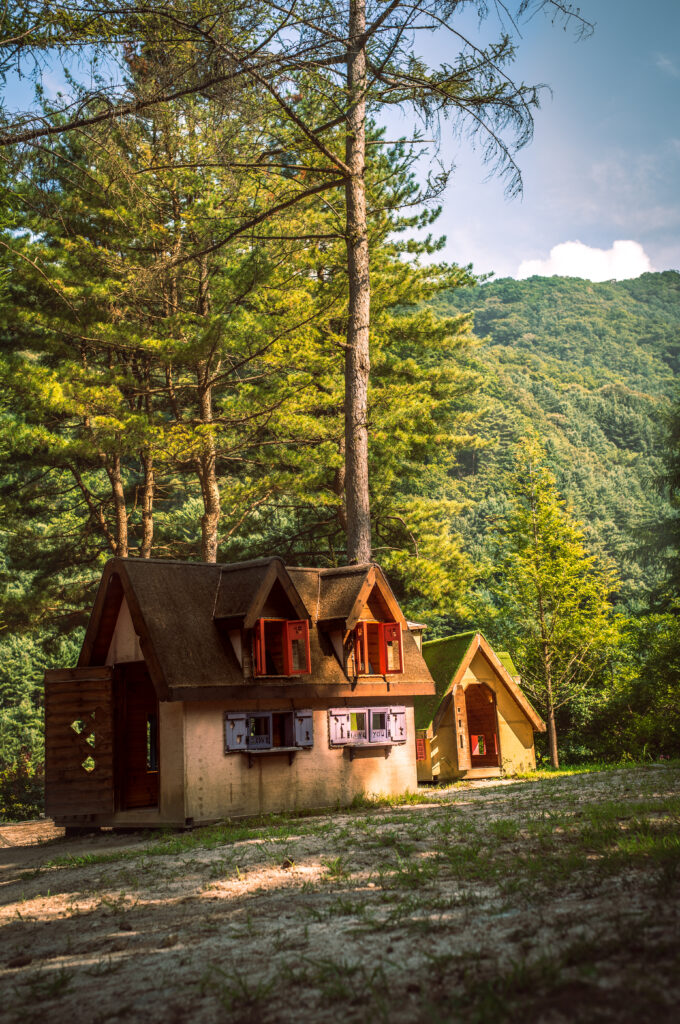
{"left": 45, "top": 668, "right": 115, "bottom": 819}
{"left": 465, "top": 684, "right": 500, "bottom": 767}
{"left": 115, "top": 663, "right": 160, "bottom": 809}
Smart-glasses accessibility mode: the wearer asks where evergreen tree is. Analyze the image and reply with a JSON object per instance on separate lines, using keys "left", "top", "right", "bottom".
{"left": 0, "top": 0, "right": 593, "bottom": 562}
{"left": 497, "top": 439, "right": 619, "bottom": 767}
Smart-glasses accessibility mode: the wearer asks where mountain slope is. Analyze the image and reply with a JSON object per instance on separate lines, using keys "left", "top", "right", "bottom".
{"left": 435, "top": 271, "right": 679, "bottom": 611}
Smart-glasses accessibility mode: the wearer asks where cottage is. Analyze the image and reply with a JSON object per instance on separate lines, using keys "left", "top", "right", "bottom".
{"left": 44, "top": 557, "right": 435, "bottom": 829}
{"left": 414, "top": 631, "right": 545, "bottom": 782}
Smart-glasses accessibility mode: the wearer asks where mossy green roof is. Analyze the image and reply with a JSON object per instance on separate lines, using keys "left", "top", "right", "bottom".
{"left": 497, "top": 651, "right": 519, "bottom": 678}
{"left": 414, "top": 631, "right": 478, "bottom": 730}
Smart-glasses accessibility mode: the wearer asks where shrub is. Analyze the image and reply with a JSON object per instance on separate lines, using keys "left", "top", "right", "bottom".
{"left": 0, "top": 750, "right": 44, "bottom": 821}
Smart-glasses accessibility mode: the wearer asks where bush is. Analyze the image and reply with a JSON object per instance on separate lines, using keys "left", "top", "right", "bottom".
{"left": 0, "top": 750, "right": 44, "bottom": 821}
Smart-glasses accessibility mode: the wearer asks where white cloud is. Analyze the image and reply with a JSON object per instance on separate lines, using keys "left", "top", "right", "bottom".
{"left": 655, "top": 54, "right": 680, "bottom": 79}
{"left": 516, "top": 240, "right": 654, "bottom": 282}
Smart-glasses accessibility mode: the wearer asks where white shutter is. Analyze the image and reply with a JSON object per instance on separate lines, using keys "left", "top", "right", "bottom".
{"left": 329, "top": 708, "right": 351, "bottom": 746}
{"left": 388, "top": 706, "right": 407, "bottom": 744}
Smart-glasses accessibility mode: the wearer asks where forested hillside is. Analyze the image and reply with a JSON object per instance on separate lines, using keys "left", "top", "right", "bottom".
{"left": 436, "top": 271, "right": 679, "bottom": 617}
{"left": 1, "top": 268, "right": 678, "bottom": 813}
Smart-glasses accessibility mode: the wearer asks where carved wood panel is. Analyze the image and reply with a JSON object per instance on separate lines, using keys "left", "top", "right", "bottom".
{"left": 45, "top": 670, "right": 115, "bottom": 818}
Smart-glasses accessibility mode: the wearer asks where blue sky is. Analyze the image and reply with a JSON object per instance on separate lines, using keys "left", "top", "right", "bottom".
{"left": 401, "top": 0, "right": 680, "bottom": 280}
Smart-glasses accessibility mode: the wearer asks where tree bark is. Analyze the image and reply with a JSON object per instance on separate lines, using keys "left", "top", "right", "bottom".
{"left": 196, "top": 255, "right": 221, "bottom": 563}
{"left": 105, "top": 454, "right": 129, "bottom": 558}
{"left": 541, "top": 604, "right": 560, "bottom": 768}
{"left": 139, "top": 450, "right": 154, "bottom": 558}
{"left": 546, "top": 699, "right": 560, "bottom": 769}
{"left": 344, "top": 0, "right": 371, "bottom": 564}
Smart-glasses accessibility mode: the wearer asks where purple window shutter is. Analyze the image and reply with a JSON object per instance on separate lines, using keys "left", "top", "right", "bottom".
{"left": 294, "top": 710, "right": 314, "bottom": 748}
{"left": 389, "top": 707, "right": 407, "bottom": 744}
{"left": 225, "top": 712, "right": 248, "bottom": 752}
{"left": 329, "top": 709, "right": 350, "bottom": 746}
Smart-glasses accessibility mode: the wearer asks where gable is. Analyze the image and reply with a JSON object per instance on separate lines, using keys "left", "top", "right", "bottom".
{"left": 105, "top": 597, "right": 143, "bottom": 664}
{"left": 213, "top": 558, "right": 309, "bottom": 627}
{"left": 416, "top": 632, "right": 546, "bottom": 733}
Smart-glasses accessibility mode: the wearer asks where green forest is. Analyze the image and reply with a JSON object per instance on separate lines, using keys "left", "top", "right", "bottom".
{"left": 0, "top": 1, "right": 678, "bottom": 820}
{"left": 2, "top": 265, "right": 678, "bottom": 817}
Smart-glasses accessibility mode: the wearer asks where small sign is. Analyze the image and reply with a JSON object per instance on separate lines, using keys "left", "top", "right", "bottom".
{"left": 415, "top": 738, "right": 426, "bottom": 761}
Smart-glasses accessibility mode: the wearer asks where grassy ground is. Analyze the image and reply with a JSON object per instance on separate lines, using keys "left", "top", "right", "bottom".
{"left": 1, "top": 765, "right": 679, "bottom": 1023}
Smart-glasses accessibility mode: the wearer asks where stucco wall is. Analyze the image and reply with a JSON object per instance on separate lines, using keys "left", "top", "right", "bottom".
{"left": 159, "top": 700, "right": 186, "bottom": 822}
{"left": 182, "top": 699, "right": 418, "bottom": 822}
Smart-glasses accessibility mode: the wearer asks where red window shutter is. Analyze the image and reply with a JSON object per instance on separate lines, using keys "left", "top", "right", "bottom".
{"left": 354, "top": 623, "right": 367, "bottom": 674}
{"left": 415, "top": 738, "right": 426, "bottom": 761}
{"left": 381, "top": 622, "right": 403, "bottom": 674}
{"left": 285, "top": 620, "right": 310, "bottom": 675}
{"left": 253, "top": 618, "right": 266, "bottom": 676}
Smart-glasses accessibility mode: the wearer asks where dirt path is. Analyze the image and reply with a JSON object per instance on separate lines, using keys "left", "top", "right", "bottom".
{"left": 1, "top": 767, "right": 679, "bottom": 1023}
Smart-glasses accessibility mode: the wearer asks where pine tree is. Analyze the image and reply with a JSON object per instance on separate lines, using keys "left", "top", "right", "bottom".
{"left": 0, "top": 1, "right": 593, "bottom": 562}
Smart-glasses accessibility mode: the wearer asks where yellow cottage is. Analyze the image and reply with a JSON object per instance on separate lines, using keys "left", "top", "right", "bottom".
{"left": 414, "top": 631, "right": 545, "bottom": 782}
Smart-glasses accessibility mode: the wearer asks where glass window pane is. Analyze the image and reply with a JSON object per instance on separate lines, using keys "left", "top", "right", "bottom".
{"left": 385, "top": 639, "right": 399, "bottom": 671}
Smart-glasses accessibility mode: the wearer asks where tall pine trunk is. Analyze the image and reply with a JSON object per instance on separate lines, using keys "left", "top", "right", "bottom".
{"left": 106, "top": 454, "right": 129, "bottom": 558}
{"left": 196, "top": 256, "right": 221, "bottom": 563}
{"left": 344, "top": 0, "right": 371, "bottom": 564}
{"left": 139, "top": 450, "right": 154, "bottom": 558}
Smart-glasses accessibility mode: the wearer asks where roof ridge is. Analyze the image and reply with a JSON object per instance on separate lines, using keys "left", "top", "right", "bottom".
{"left": 318, "top": 564, "right": 372, "bottom": 577}
{"left": 218, "top": 557, "right": 284, "bottom": 573}
{"left": 422, "top": 630, "right": 479, "bottom": 647}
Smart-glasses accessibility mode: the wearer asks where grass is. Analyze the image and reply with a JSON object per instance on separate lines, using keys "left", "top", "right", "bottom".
{"left": 514, "top": 757, "right": 680, "bottom": 780}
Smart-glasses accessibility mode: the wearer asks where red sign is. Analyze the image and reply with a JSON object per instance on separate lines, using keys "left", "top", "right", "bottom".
{"left": 415, "top": 738, "right": 426, "bottom": 761}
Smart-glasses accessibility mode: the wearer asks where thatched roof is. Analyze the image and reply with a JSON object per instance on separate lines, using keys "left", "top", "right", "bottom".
{"left": 78, "top": 557, "right": 434, "bottom": 701}
{"left": 414, "top": 631, "right": 545, "bottom": 733}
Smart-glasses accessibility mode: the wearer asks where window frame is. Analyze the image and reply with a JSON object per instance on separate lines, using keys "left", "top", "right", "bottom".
{"left": 224, "top": 709, "right": 314, "bottom": 753}
{"left": 329, "top": 705, "right": 408, "bottom": 748}
{"left": 253, "top": 617, "right": 311, "bottom": 677}
{"left": 352, "top": 621, "right": 403, "bottom": 676}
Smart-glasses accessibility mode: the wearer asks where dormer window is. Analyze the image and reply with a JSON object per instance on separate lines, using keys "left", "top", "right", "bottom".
{"left": 354, "top": 621, "right": 403, "bottom": 675}
{"left": 253, "top": 618, "right": 311, "bottom": 677}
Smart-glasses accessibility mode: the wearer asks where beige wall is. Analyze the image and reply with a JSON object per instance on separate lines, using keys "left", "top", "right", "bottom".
{"left": 182, "top": 699, "right": 418, "bottom": 822}
{"left": 105, "top": 597, "right": 143, "bottom": 665}
{"left": 469, "top": 652, "right": 536, "bottom": 774}
{"left": 159, "top": 700, "right": 186, "bottom": 822}
{"left": 430, "top": 713, "right": 459, "bottom": 782}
